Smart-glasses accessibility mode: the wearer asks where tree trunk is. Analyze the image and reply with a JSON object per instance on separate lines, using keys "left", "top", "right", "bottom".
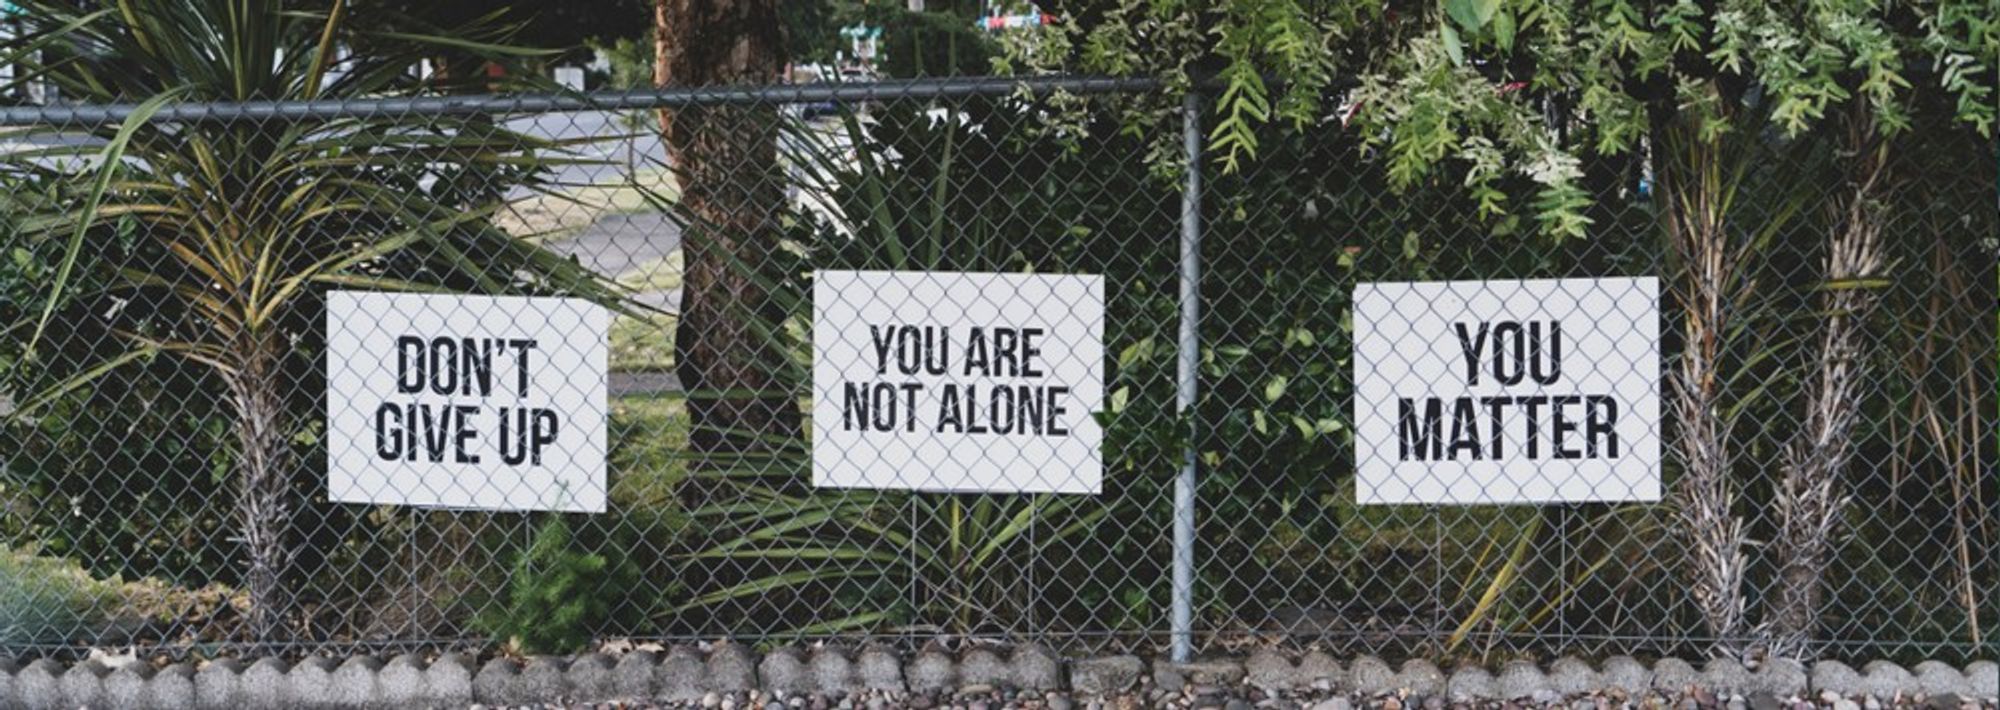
{"left": 1659, "top": 117, "right": 1752, "bottom": 658}
{"left": 225, "top": 329, "right": 295, "bottom": 643}
{"left": 1767, "top": 110, "right": 1887, "bottom": 658}
{"left": 652, "top": 0, "right": 800, "bottom": 457}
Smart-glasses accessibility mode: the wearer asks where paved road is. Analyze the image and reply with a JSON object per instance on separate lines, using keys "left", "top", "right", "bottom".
{"left": 503, "top": 110, "right": 668, "bottom": 196}
{"left": 544, "top": 212, "right": 682, "bottom": 281}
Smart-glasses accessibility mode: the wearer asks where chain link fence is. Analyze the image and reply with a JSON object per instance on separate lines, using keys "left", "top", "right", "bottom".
{"left": 0, "top": 78, "right": 1993, "bottom": 663}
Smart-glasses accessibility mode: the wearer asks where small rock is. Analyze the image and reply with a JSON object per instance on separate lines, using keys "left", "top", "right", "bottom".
{"left": 1832, "top": 700, "right": 1859, "bottom": 710}
{"left": 1422, "top": 696, "right": 1445, "bottom": 710}
{"left": 1922, "top": 693, "right": 1965, "bottom": 710}
{"left": 1309, "top": 699, "right": 1353, "bottom": 710}
{"left": 702, "top": 691, "right": 722, "bottom": 708}
{"left": 1746, "top": 691, "right": 1783, "bottom": 710}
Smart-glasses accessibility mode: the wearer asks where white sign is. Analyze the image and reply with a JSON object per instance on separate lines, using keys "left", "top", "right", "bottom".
{"left": 325, "top": 291, "right": 608, "bottom": 512}
{"left": 1352, "top": 277, "right": 1660, "bottom": 504}
{"left": 812, "top": 270, "right": 1104, "bottom": 494}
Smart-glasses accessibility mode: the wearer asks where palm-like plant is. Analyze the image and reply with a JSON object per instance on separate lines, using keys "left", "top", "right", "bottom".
{"left": 0, "top": 0, "right": 617, "bottom": 641}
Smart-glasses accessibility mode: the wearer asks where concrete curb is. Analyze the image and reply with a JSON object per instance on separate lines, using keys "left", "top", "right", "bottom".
{"left": 0, "top": 649, "right": 1989, "bottom": 708}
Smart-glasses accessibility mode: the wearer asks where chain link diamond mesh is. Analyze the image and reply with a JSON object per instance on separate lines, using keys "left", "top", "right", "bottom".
{"left": 0, "top": 78, "right": 1993, "bottom": 664}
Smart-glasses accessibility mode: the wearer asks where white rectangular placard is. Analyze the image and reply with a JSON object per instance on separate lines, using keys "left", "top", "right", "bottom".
{"left": 812, "top": 270, "right": 1104, "bottom": 494}
{"left": 1352, "top": 277, "right": 1660, "bottom": 504}
{"left": 325, "top": 291, "right": 608, "bottom": 512}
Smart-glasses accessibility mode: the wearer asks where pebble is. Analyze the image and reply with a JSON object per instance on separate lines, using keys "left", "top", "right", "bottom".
{"left": 701, "top": 692, "right": 721, "bottom": 709}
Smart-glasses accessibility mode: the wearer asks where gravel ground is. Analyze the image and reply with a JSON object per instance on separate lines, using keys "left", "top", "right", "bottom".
{"left": 471, "top": 683, "right": 1999, "bottom": 710}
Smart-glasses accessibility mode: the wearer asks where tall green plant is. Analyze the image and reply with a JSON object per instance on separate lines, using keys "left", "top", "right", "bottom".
{"left": 654, "top": 103, "right": 1129, "bottom": 637}
{"left": 0, "top": 0, "right": 619, "bottom": 641}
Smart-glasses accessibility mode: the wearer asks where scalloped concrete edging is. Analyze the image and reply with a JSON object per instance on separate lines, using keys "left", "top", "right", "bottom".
{"left": 0, "top": 648, "right": 1990, "bottom": 709}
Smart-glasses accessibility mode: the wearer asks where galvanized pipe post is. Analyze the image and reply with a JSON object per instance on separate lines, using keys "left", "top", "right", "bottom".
{"left": 1170, "top": 90, "right": 1203, "bottom": 664}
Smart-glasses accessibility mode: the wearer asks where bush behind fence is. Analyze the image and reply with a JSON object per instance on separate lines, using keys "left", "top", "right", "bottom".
{"left": 0, "top": 78, "right": 1993, "bottom": 662}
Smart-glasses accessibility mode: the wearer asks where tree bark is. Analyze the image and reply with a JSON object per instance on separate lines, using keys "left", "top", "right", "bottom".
{"left": 1767, "top": 110, "right": 1887, "bottom": 658}
{"left": 652, "top": 0, "right": 800, "bottom": 457}
{"left": 1659, "top": 116, "right": 1752, "bottom": 658}
{"left": 225, "top": 329, "right": 295, "bottom": 643}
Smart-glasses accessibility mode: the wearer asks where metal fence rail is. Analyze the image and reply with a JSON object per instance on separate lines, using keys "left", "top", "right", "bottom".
{"left": 0, "top": 78, "right": 1993, "bottom": 663}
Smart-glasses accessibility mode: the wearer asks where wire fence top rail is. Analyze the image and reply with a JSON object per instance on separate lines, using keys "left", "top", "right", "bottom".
{"left": 0, "top": 75, "right": 1166, "bottom": 125}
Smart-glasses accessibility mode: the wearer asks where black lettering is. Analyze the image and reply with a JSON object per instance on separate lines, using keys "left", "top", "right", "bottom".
{"left": 870, "top": 382, "right": 897, "bottom": 432}
{"left": 1021, "top": 328, "right": 1045, "bottom": 377}
{"left": 1454, "top": 323, "right": 1488, "bottom": 386}
{"left": 530, "top": 409, "right": 559, "bottom": 465}
{"left": 871, "top": 325, "right": 895, "bottom": 375}
{"left": 508, "top": 339, "right": 537, "bottom": 396}
{"left": 964, "top": 327, "right": 989, "bottom": 376}
{"left": 375, "top": 402, "right": 404, "bottom": 459}
{"left": 899, "top": 383, "right": 923, "bottom": 432}
{"left": 936, "top": 384, "right": 963, "bottom": 433}
{"left": 1018, "top": 385, "right": 1044, "bottom": 435}
{"left": 396, "top": 336, "right": 425, "bottom": 393}
{"left": 989, "top": 385, "right": 1016, "bottom": 435}
{"left": 1398, "top": 398, "right": 1444, "bottom": 461}
{"left": 1047, "top": 386, "right": 1070, "bottom": 436}
{"left": 896, "top": 324, "right": 922, "bottom": 375}
{"left": 966, "top": 386, "right": 987, "bottom": 434}
{"left": 500, "top": 407, "right": 527, "bottom": 465}
{"left": 1529, "top": 321, "right": 1562, "bottom": 385}
{"left": 421, "top": 404, "right": 449, "bottom": 462}
{"left": 992, "top": 328, "right": 1019, "bottom": 376}
{"left": 1520, "top": 396, "right": 1547, "bottom": 458}
{"left": 453, "top": 405, "right": 480, "bottom": 463}
{"left": 464, "top": 340, "right": 494, "bottom": 396}
{"left": 1552, "top": 395, "right": 1583, "bottom": 459}
{"left": 427, "top": 338, "right": 457, "bottom": 395}
{"left": 843, "top": 381, "right": 869, "bottom": 431}
{"left": 1492, "top": 321, "right": 1525, "bottom": 385}
{"left": 1586, "top": 395, "right": 1619, "bottom": 458}
{"left": 1483, "top": 396, "right": 1511, "bottom": 458}
{"left": 924, "top": 327, "right": 949, "bottom": 375}
{"left": 1447, "top": 397, "right": 1481, "bottom": 460}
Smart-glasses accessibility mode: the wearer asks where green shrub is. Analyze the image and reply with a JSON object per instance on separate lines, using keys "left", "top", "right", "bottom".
{"left": 475, "top": 515, "right": 641, "bottom": 654}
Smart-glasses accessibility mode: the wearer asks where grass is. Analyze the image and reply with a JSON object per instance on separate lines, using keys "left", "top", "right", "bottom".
{"left": 608, "top": 393, "right": 692, "bottom": 524}
{"left": 497, "top": 167, "right": 681, "bottom": 242}
{"left": 609, "top": 250, "right": 684, "bottom": 373}
{"left": 0, "top": 546, "right": 243, "bottom": 646}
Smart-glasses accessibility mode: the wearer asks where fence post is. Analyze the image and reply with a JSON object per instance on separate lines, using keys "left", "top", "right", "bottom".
{"left": 1170, "top": 89, "right": 1203, "bottom": 664}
